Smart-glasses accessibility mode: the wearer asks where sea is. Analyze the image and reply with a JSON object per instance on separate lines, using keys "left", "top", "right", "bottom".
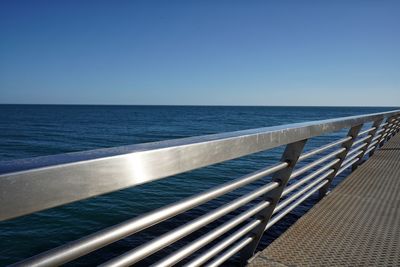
{"left": 0, "top": 105, "right": 396, "bottom": 266}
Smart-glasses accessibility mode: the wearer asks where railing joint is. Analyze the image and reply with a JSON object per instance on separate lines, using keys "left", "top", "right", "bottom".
{"left": 239, "top": 139, "right": 308, "bottom": 265}
{"left": 318, "top": 123, "right": 363, "bottom": 198}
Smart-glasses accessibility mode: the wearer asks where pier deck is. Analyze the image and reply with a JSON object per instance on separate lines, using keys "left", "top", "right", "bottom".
{"left": 248, "top": 133, "right": 400, "bottom": 266}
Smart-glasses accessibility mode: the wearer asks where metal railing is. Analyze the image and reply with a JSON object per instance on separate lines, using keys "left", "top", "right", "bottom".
{"left": 1, "top": 109, "right": 400, "bottom": 267}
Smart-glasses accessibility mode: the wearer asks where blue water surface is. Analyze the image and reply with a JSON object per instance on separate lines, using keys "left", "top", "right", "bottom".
{"left": 0, "top": 105, "right": 396, "bottom": 266}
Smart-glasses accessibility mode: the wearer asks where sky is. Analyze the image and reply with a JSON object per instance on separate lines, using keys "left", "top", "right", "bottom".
{"left": 0, "top": 0, "right": 399, "bottom": 106}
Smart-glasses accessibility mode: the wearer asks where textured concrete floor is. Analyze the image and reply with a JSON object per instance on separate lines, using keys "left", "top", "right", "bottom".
{"left": 248, "top": 133, "right": 400, "bottom": 267}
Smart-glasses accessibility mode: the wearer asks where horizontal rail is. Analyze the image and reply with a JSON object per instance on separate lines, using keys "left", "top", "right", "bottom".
{"left": 358, "top": 127, "right": 376, "bottom": 136}
{"left": 382, "top": 132, "right": 390, "bottom": 139}
{"left": 342, "top": 150, "right": 364, "bottom": 166}
{"left": 290, "top": 148, "right": 345, "bottom": 179}
{"left": 347, "top": 143, "right": 368, "bottom": 157}
{"left": 100, "top": 182, "right": 279, "bottom": 266}
{"left": 206, "top": 237, "right": 254, "bottom": 267}
{"left": 153, "top": 201, "right": 270, "bottom": 267}
{"left": 336, "top": 158, "right": 360, "bottom": 176}
{"left": 368, "top": 140, "right": 379, "bottom": 150}
{"left": 364, "top": 145, "right": 376, "bottom": 155}
{"left": 298, "top": 137, "right": 351, "bottom": 162}
{"left": 14, "top": 162, "right": 287, "bottom": 266}
{"left": 282, "top": 158, "right": 340, "bottom": 197}
{"left": 274, "top": 169, "right": 334, "bottom": 215}
{"left": 185, "top": 220, "right": 261, "bottom": 267}
{"left": 351, "top": 135, "right": 372, "bottom": 147}
{"left": 266, "top": 179, "right": 329, "bottom": 231}
{"left": 372, "top": 134, "right": 382, "bottom": 142}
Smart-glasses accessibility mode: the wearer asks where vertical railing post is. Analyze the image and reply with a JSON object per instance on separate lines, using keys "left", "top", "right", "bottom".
{"left": 352, "top": 118, "right": 383, "bottom": 169}
{"left": 380, "top": 116, "right": 397, "bottom": 146}
{"left": 396, "top": 116, "right": 400, "bottom": 132}
{"left": 240, "top": 139, "right": 307, "bottom": 265}
{"left": 318, "top": 124, "right": 363, "bottom": 198}
{"left": 387, "top": 116, "right": 399, "bottom": 138}
{"left": 370, "top": 116, "right": 394, "bottom": 156}
{"left": 387, "top": 118, "right": 397, "bottom": 139}
{"left": 392, "top": 116, "right": 400, "bottom": 135}
{"left": 396, "top": 116, "right": 400, "bottom": 133}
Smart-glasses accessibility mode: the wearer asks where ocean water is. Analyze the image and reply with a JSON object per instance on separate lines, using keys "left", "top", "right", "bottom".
{"left": 0, "top": 105, "right": 396, "bottom": 266}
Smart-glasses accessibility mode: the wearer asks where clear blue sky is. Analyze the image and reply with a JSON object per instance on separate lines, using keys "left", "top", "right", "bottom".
{"left": 0, "top": 0, "right": 399, "bottom": 106}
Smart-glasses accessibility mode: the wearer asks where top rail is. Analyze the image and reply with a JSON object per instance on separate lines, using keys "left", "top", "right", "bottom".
{"left": 1, "top": 109, "right": 400, "bottom": 221}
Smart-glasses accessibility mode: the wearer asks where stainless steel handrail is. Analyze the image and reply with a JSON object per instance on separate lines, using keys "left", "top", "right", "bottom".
{"left": 1, "top": 109, "right": 400, "bottom": 267}
{"left": 1, "top": 110, "right": 399, "bottom": 221}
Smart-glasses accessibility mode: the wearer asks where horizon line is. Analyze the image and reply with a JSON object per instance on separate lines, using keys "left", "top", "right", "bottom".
{"left": 0, "top": 103, "right": 399, "bottom": 108}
